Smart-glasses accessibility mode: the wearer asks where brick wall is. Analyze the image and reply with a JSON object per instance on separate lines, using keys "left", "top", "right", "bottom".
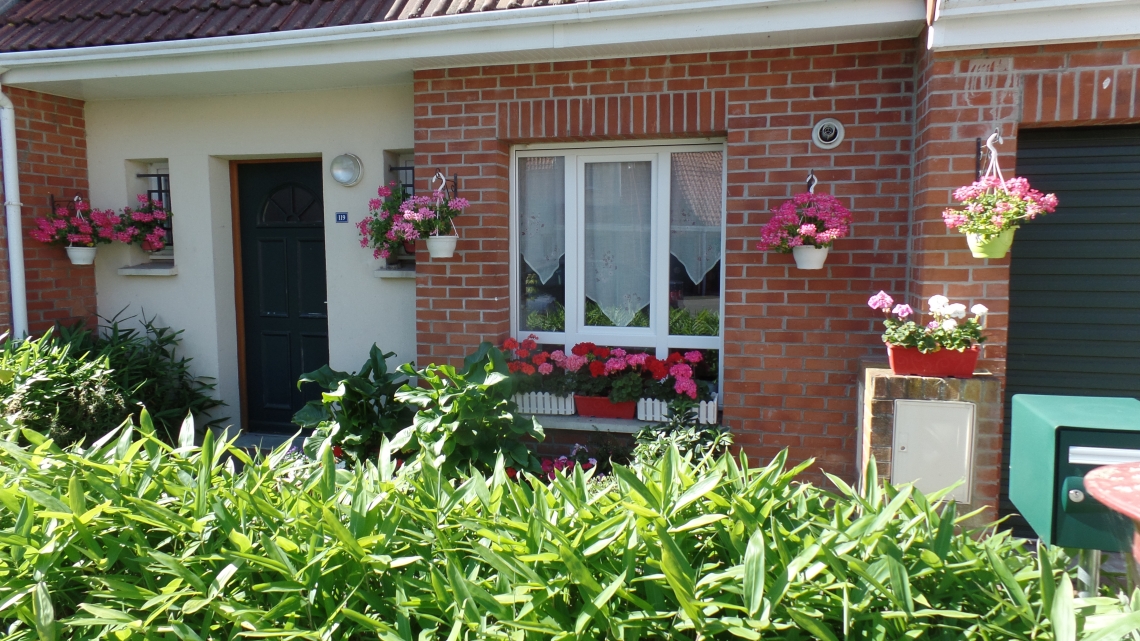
{"left": 0, "top": 87, "right": 95, "bottom": 334}
{"left": 414, "top": 41, "right": 917, "bottom": 481}
{"left": 910, "top": 39, "right": 1140, "bottom": 381}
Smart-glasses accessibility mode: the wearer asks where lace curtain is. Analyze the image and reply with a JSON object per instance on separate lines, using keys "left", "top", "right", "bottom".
{"left": 518, "top": 157, "right": 565, "bottom": 284}
{"left": 670, "top": 151, "right": 723, "bottom": 285}
{"left": 584, "top": 161, "right": 653, "bottom": 327}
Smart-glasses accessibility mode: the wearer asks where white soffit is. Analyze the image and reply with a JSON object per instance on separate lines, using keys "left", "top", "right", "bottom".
{"left": 0, "top": 0, "right": 925, "bottom": 100}
{"left": 930, "top": 0, "right": 1140, "bottom": 51}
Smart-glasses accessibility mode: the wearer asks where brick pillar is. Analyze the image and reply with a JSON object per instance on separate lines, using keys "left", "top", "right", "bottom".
{"left": 0, "top": 87, "right": 94, "bottom": 335}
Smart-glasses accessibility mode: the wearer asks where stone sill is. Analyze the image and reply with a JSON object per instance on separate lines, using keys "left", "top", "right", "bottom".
{"left": 526, "top": 414, "right": 648, "bottom": 434}
{"left": 373, "top": 266, "right": 415, "bottom": 279}
{"left": 118, "top": 263, "right": 178, "bottom": 277}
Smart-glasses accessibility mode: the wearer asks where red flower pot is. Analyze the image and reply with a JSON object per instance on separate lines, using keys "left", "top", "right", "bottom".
{"left": 887, "top": 344, "right": 980, "bottom": 378}
{"left": 574, "top": 395, "right": 637, "bottom": 419}
{"left": 403, "top": 240, "right": 417, "bottom": 255}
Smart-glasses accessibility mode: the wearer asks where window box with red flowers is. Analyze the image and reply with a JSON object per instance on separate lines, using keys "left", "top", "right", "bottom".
{"left": 502, "top": 336, "right": 716, "bottom": 422}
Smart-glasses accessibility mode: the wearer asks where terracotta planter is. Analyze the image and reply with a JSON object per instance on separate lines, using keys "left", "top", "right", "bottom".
{"left": 966, "top": 228, "right": 1016, "bottom": 259}
{"left": 426, "top": 234, "right": 458, "bottom": 259}
{"left": 402, "top": 241, "right": 417, "bottom": 255}
{"left": 65, "top": 246, "right": 97, "bottom": 265}
{"left": 574, "top": 395, "right": 636, "bottom": 419}
{"left": 792, "top": 245, "right": 829, "bottom": 270}
{"left": 887, "top": 344, "right": 980, "bottom": 378}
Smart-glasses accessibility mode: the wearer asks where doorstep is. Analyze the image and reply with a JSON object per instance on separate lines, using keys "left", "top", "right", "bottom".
{"left": 525, "top": 414, "right": 648, "bottom": 434}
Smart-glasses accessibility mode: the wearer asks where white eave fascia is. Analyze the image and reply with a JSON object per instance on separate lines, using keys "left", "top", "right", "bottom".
{"left": 0, "top": 0, "right": 925, "bottom": 86}
{"left": 929, "top": 0, "right": 1140, "bottom": 51}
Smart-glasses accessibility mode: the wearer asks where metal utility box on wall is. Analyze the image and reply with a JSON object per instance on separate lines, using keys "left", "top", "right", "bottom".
{"left": 893, "top": 400, "right": 975, "bottom": 504}
{"left": 1010, "top": 395, "right": 1140, "bottom": 551}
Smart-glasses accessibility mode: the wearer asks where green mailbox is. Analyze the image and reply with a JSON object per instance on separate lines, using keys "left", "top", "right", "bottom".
{"left": 1010, "top": 394, "right": 1140, "bottom": 551}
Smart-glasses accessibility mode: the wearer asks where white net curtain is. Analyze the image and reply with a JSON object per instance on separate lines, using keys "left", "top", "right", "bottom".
{"left": 518, "top": 157, "right": 565, "bottom": 285}
{"left": 584, "top": 161, "right": 653, "bottom": 327}
{"left": 669, "top": 151, "right": 723, "bottom": 287}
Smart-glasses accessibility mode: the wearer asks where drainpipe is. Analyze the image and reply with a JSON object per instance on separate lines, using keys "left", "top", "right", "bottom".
{"left": 0, "top": 72, "right": 27, "bottom": 338}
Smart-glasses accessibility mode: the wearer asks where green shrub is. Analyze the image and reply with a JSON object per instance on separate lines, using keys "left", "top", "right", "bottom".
{"left": 634, "top": 398, "right": 733, "bottom": 466}
{"left": 393, "top": 342, "right": 544, "bottom": 475}
{"left": 4, "top": 417, "right": 1139, "bottom": 640}
{"left": 295, "top": 344, "right": 413, "bottom": 463}
{"left": 0, "top": 331, "right": 128, "bottom": 446}
{"left": 0, "top": 315, "right": 225, "bottom": 447}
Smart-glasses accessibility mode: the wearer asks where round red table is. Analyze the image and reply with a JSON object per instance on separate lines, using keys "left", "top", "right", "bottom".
{"left": 1084, "top": 462, "right": 1140, "bottom": 561}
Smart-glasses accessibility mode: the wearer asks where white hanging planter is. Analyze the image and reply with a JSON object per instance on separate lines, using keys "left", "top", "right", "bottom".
{"left": 513, "top": 392, "right": 575, "bottom": 416}
{"left": 791, "top": 245, "right": 829, "bottom": 270}
{"left": 426, "top": 234, "right": 458, "bottom": 259}
{"left": 637, "top": 393, "right": 719, "bottom": 425}
{"left": 65, "top": 246, "right": 97, "bottom": 265}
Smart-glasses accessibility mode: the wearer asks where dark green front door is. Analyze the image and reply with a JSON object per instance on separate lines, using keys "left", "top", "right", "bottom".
{"left": 1002, "top": 125, "right": 1140, "bottom": 525}
{"left": 238, "top": 161, "right": 329, "bottom": 433}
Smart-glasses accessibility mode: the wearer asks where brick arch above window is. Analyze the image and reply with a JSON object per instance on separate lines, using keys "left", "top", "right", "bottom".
{"left": 497, "top": 91, "right": 728, "bottom": 142}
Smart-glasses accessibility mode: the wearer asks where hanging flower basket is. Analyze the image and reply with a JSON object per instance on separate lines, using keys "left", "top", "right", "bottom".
{"left": 756, "top": 174, "right": 851, "bottom": 271}
{"left": 426, "top": 234, "right": 458, "bottom": 259}
{"left": 65, "top": 246, "right": 97, "bottom": 265}
{"left": 574, "top": 395, "right": 637, "bottom": 419}
{"left": 966, "top": 228, "right": 1016, "bottom": 259}
{"left": 791, "top": 245, "right": 829, "bottom": 270}
{"left": 943, "top": 132, "right": 1057, "bottom": 260}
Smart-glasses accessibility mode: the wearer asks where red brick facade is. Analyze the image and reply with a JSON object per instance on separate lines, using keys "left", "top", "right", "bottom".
{"left": 414, "top": 41, "right": 918, "bottom": 481}
{"left": 413, "top": 36, "right": 1140, "bottom": 484}
{"left": 0, "top": 87, "right": 95, "bottom": 334}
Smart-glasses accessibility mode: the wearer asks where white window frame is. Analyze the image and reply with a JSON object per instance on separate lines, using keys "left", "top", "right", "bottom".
{"left": 509, "top": 140, "right": 727, "bottom": 363}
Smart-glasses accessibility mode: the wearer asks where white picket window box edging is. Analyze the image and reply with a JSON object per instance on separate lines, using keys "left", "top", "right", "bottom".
{"left": 637, "top": 393, "right": 718, "bottom": 425}
{"left": 512, "top": 392, "right": 575, "bottom": 416}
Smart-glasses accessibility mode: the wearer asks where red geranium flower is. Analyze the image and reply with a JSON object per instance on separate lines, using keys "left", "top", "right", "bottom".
{"left": 503, "top": 337, "right": 518, "bottom": 350}
{"left": 666, "top": 352, "right": 683, "bottom": 365}
{"left": 589, "top": 360, "right": 606, "bottom": 377}
{"left": 593, "top": 346, "right": 611, "bottom": 359}
{"left": 508, "top": 361, "right": 522, "bottom": 373}
{"left": 506, "top": 467, "right": 518, "bottom": 480}
{"left": 332, "top": 445, "right": 344, "bottom": 459}
{"left": 532, "top": 351, "right": 549, "bottom": 365}
{"left": 572, "top": 342, "right": 595, "bottom": 357}
{"left": 516, "top": 349, "right": 530, "bottom": 359}
{"left": 520, "top": 363, "right": 536, "bottom": 375}
{"left": 521, "top": 337, "right": 538, "bottom": 351}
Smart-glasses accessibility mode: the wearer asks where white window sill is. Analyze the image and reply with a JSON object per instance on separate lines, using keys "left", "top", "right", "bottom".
{"left": 373, "top": 266, "right": 415, "bottom": 279}
{"left": 525, "top": 414, "right": 647, "bottom": 434}
{"left": 118, "top": 263, "right": 178, "bottom": 277}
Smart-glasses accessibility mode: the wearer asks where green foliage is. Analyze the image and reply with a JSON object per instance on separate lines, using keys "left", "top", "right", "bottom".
{"left": 0, "top": 330, "right": 127, "bottom": 447}
{"left": 634, "top": 398, "right": 733, "bottom": 466}
{"left": 0, "top": 315, "right": 222, "bottom": 446}
{"left": 882, "top": 317, "right": 986, "bottom": 353}
{"left": 3, "top": 422, "right": 1138, "bottom": 640}
{"left": 393, "top": 342, "right": 544, "bottom": 475}
{"left": 526, "top": 301, "right": 720, "bottom": 337}
{"left": 295, "top": 345, "right": 413, "bottom": 462}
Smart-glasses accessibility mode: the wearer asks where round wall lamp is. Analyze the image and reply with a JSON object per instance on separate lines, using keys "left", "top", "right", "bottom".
{"left": 812, "top": 118, "right": 845, "bottom": 150}
{"left": 330, "top": 153, "right": 363, "bottom": 186}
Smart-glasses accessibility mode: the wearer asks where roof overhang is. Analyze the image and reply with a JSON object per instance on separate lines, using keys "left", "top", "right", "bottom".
{"left": 929, "top": 0, "right": 1140, "bottom": 51}
{"left": 0, "top": 0, "right": 926, "bottom": 100}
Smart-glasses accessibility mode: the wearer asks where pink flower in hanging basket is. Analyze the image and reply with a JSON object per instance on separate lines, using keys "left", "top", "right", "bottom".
{"left": 756, "top": 192, "right": 852, "bottom": 254}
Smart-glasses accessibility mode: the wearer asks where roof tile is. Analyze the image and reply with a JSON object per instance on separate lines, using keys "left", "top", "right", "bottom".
{"left": 0, "top": 0, "right": 604, "bottom": 52}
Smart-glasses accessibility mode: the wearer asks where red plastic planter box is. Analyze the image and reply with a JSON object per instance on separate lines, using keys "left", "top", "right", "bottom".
{"left": 887, "top": 345, "right": 980, "bottom": 378}
{"left": 574, "top": 395, "right": 637, "bottom": 419}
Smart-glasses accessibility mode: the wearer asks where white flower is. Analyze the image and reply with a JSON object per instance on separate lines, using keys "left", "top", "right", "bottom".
{"left": 946, "top": 303, "right": 968, "bottom": 319}
{"left": 941, "top": 319, "right": 958, "bottom": 331}
{"left": 928, "top": 295, "right": 950, "bottom": 313}
{"left": 971, "top": 304, "right": 989, "bottom": 316}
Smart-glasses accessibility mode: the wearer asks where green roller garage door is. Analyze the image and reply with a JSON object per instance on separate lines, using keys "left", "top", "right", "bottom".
{"left": 1003, "top": 125, "right": 1140, "bottom": 525}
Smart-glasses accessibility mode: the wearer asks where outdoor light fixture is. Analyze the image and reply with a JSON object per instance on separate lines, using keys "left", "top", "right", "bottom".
{"left": 330, "top": 153, "right": 363, "bottom": 186}
{"left": 812, "top": 118, "right": 845, "bottom": 150}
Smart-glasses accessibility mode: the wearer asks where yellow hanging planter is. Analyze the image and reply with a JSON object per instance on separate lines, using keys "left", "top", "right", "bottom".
{"left": 966, "top": 228, "right": 1016, "bottom": 259}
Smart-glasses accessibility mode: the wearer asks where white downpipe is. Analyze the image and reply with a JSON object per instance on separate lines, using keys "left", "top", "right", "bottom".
{"left": 0, "top": 75, "right": 27, "bottom": 338}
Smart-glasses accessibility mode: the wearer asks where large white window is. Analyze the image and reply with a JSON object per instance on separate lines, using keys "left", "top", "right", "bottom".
{"left": 511, "top": 142, "right": 725, "bottom": 359}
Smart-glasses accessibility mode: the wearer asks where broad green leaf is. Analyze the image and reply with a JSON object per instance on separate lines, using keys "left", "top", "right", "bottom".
{"left": 744, "top": 529, "right": 766, "bottom": 617}
{"left": 33, "top": 582, "right": 55, "bottom": 641}
{"left": 1051, "top": 574, "right": 1076, "bottom": 641}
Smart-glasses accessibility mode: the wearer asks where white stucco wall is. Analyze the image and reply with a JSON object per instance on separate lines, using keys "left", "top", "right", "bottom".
{"left": 84, "top": 86, "right": 417, "bottom": 431}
